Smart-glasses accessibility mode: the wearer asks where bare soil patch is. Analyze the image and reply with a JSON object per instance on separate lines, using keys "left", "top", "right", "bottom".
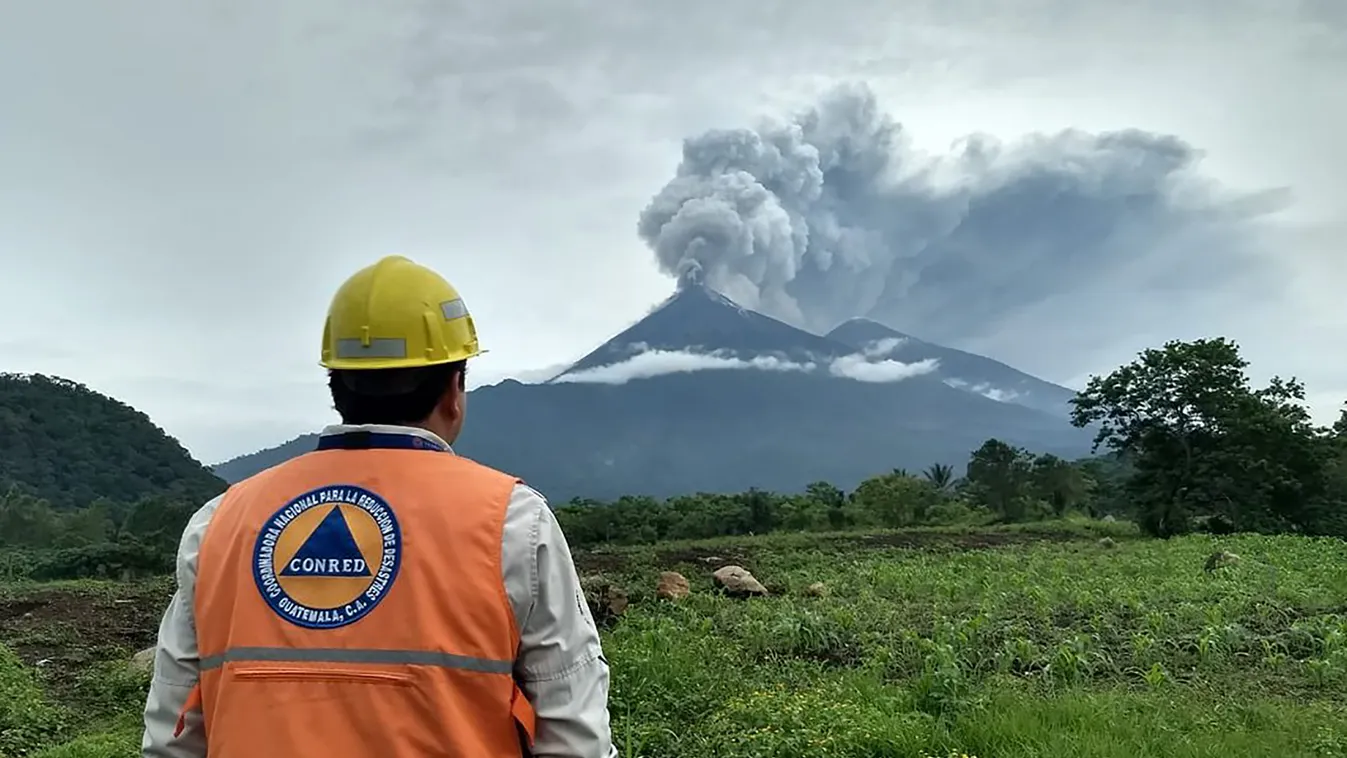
{"left": 0, "top": 583, "right": 168, "bottom": 669}
{"left": 573, "top": 550, "right": 629, "bottom": 574}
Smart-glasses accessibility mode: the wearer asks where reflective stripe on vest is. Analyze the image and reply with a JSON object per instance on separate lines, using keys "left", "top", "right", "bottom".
{"left": 178, "top": 432, "right": 536, "bottom": 757}
{"left": 199, "top": 645, "right": 514, "bottom": 673}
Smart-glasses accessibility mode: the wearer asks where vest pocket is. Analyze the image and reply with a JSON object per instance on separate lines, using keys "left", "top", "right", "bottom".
{"left": 229, "top": 666, "right": 415, "bottom": 687}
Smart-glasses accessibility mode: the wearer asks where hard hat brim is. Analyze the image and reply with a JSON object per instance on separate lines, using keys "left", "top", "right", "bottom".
{"left": 319, "top": 348, "right": 488, "bottom": 372}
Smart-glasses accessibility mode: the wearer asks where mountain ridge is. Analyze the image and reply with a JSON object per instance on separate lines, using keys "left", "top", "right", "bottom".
{"left": 824, "top": 318, "right": 1078, "bottom": 417}
{"left": 212, "top": 285, "right": 1092, "bottom": 499}
{"left": 0, "top": 373, "right": 227, "bottom": 508}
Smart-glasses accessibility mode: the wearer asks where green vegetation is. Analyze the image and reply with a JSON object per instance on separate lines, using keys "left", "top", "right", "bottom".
{"left": 1070, "top": 338, "right": 1347, "bottom": 538}
{"left": 1, "top": 337, "right": 1346, "bottom": 755}
{"left": 594, "top": 525, "right": 1347, "bottom": 756}
{"left": 0, "top": 374, "right": 225, "bottom": 510}
{"left": 3, "top": 523, "right": 1347, "bottom": 756}
{"left": 0, "top": 579, "right": 164, "bottom": 757}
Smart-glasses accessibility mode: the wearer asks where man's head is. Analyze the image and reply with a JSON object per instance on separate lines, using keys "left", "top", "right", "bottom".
{"left": 319, "top": 255, "right": 483, "bottom": 445}
{"left": 328, "top": 360, "right": 469, "bottom": 443}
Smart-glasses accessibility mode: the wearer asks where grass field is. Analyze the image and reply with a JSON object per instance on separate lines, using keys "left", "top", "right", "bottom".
{"left": 3, "top": 518, "right": 1347, "bottom": 757}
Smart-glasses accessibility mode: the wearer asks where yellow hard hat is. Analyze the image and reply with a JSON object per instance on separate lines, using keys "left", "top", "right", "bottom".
{"left": 320, "top": 255, "right": 482, "bottom": 370}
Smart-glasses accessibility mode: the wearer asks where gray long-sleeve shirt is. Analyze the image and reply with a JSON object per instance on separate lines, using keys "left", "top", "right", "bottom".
{"left": 141, "top": 423, "right": 617, "bottom": 757}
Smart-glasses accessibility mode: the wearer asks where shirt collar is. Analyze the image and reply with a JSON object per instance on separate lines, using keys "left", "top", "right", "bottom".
{"left": 318, "top": 423, "right": 456, "bottom": 455}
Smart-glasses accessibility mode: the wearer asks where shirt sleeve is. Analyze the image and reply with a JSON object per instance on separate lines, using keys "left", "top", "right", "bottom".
{"left": 141, "top": 495, "right": 222, "bottom": 758}
{"left": 502, "top": 483, "right": 618, "bottom": 758}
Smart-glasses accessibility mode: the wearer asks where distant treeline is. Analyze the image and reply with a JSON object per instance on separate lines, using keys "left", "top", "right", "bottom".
{"left": 558, "top": 338, "right": 1347, "bottom": 547}
{"left": 3, "top": 336, "right": 1345, "bottom": 580}
{"left": 0, "top": 441, "right": 1120, "bottom": 580}
{"left": 554, "top": 442, "right": 1129, "bottom": 549}
{"left": 0, "top": 492, "right": 192, "bottom": 581}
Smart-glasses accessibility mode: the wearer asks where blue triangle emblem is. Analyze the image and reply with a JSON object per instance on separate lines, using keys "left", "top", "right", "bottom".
{"left": 280, "top": 505, "right": 372, "bottom": 577}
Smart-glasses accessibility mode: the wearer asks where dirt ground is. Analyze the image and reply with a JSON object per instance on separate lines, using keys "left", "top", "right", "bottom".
{"left": 0, "top": 581, "right": 170, "bottom": 671}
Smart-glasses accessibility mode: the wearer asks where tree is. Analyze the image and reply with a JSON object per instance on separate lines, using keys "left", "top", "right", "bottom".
{"left": 963, "top": 439, "right": 1035, "bottom": 521}
{"left": 851, "top": 471, "right": 946, "bottom": 528}
{"left": 0, "top": 488, "right": 60, "bottom": 548}
{"left": 777, "top": 495, "right": 828, "bottom": 531}
{"left": 118, "top": 495, "right": 194, "bottom": 555}
{"left": 1070, "top": 337, "right": 1331, "bottom": 537}
{"left": 1029, "top": 454, "right": 1087, "bottom": 517}
{"left": 1332, "top": 405, "right": 1347, "bottom": 439}
{"left": 1074, "top": 455, "right": 1132, "bottom": 518}
{"left": 922, "top": 463, "right": 955, "bottom": 491}
{"left": 739, "top": 488, "right": 779, "bottom": 534}
{"left": 805, "top": 481, "right": 849, "bottom": 529}
{"left": 1313, "top": 441, "right": 1347, "bottom": 537}
{"left": 58, "top": 499, "right": 115, "bottom": 547}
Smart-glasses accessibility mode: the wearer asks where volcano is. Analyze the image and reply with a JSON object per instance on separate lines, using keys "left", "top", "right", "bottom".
{"left": 824, "top": 317, "right": 1079, "bottom": 418}
{"left": 214, "top": 285, "right": 1093, "bottom": 501}
{"left": 557, "top": 283, "right": 847, "bottom": 376}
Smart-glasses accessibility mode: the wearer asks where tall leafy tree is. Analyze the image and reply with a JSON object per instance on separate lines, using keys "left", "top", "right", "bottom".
{"left": 1029, "top": 454, "right": 1087, "bottom": 517}
{"left": 0, "top": 488, "right": 60, "bottom": 548}
{"left": 806, "top": 480, "right": 849, "bottom": 529}
{"left": 964, "top": 439, "right": 1035, "bottom": 521}
{"left": 1070, "top": 337, "right": 1331, "bottom": 536}
{"left": 851, "top": 471, "right": 946, "bottom": 527}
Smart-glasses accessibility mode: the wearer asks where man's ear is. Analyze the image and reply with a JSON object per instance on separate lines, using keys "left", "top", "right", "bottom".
{"left": 438, "top": 368, "right": 466, "bottom": 415}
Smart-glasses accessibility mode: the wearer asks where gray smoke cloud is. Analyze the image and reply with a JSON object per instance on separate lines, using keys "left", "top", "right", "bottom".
{"left": 637, "top": 82, "right": 1288, "bottom": 343}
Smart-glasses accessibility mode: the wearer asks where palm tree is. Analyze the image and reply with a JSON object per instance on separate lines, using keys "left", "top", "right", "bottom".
{"left": 923, "top": 463, "right": 954, "bottom": 490}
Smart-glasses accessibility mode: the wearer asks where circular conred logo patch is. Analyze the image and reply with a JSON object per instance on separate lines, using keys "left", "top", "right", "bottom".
{"left": 252, "top": 484, "right": 402, "bottom": 630}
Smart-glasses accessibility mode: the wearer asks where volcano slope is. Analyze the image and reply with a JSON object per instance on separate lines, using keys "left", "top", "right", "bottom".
{"left": 214, "top": 283, "right": 1093, "bottom": 501}
{"left": 3, "top": 518, "right": 1346, "bottom": 757}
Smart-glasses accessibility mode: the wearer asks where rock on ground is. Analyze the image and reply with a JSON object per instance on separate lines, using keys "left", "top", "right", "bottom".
{"left": 712, "top": 565, "right": 768, "bottom": 597}
{"left": 581, "top": 575, "right": 629, "bottom": 625}
{"left": 1204, "top": 551, "right": 1241, "bottom": 572}
{"left": 130, "top": 646, "right": 156, "bottom": 674}
{"left": 657, "top": 571, "right": 690, "bottom": 599}
{"left": 803, "top": 581, "right": 829, "bottom": 597}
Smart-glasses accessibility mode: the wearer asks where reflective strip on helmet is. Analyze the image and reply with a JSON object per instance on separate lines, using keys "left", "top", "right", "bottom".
{"left": 334, "top": 338, "right": 408, "bottom": 359}
{"left": 200, "top": 646, "right": 513, "bottom": 674}
{"left": 440, "top": 298, "right": 469, "bottom": 321}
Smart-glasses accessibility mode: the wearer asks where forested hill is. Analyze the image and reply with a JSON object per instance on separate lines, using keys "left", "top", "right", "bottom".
{"left": 0, "top": 373, "right": 226, "bottom": 509}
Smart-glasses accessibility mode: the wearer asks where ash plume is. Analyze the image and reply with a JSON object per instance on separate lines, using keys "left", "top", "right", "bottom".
{"left": 638, "top": 83, "right": 1287, "bottom": 343}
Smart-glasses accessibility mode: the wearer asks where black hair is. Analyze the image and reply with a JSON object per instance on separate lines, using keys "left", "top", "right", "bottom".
{"left": 328, "top": 360, "right": 466, "bottom": 426}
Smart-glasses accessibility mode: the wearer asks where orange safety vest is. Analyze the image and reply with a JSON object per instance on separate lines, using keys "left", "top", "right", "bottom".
{"left": 173, "top": 430, "right": 537, "bottom": 757}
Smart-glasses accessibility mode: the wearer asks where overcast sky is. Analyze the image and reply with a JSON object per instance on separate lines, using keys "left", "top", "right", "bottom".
{"left": 1, "top": 0, "right": 1344, "bottom": 465}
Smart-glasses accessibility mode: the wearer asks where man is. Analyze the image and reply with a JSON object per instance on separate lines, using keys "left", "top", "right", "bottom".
{"left": 141, "top": 255, "right": 617, "bottom": 757}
